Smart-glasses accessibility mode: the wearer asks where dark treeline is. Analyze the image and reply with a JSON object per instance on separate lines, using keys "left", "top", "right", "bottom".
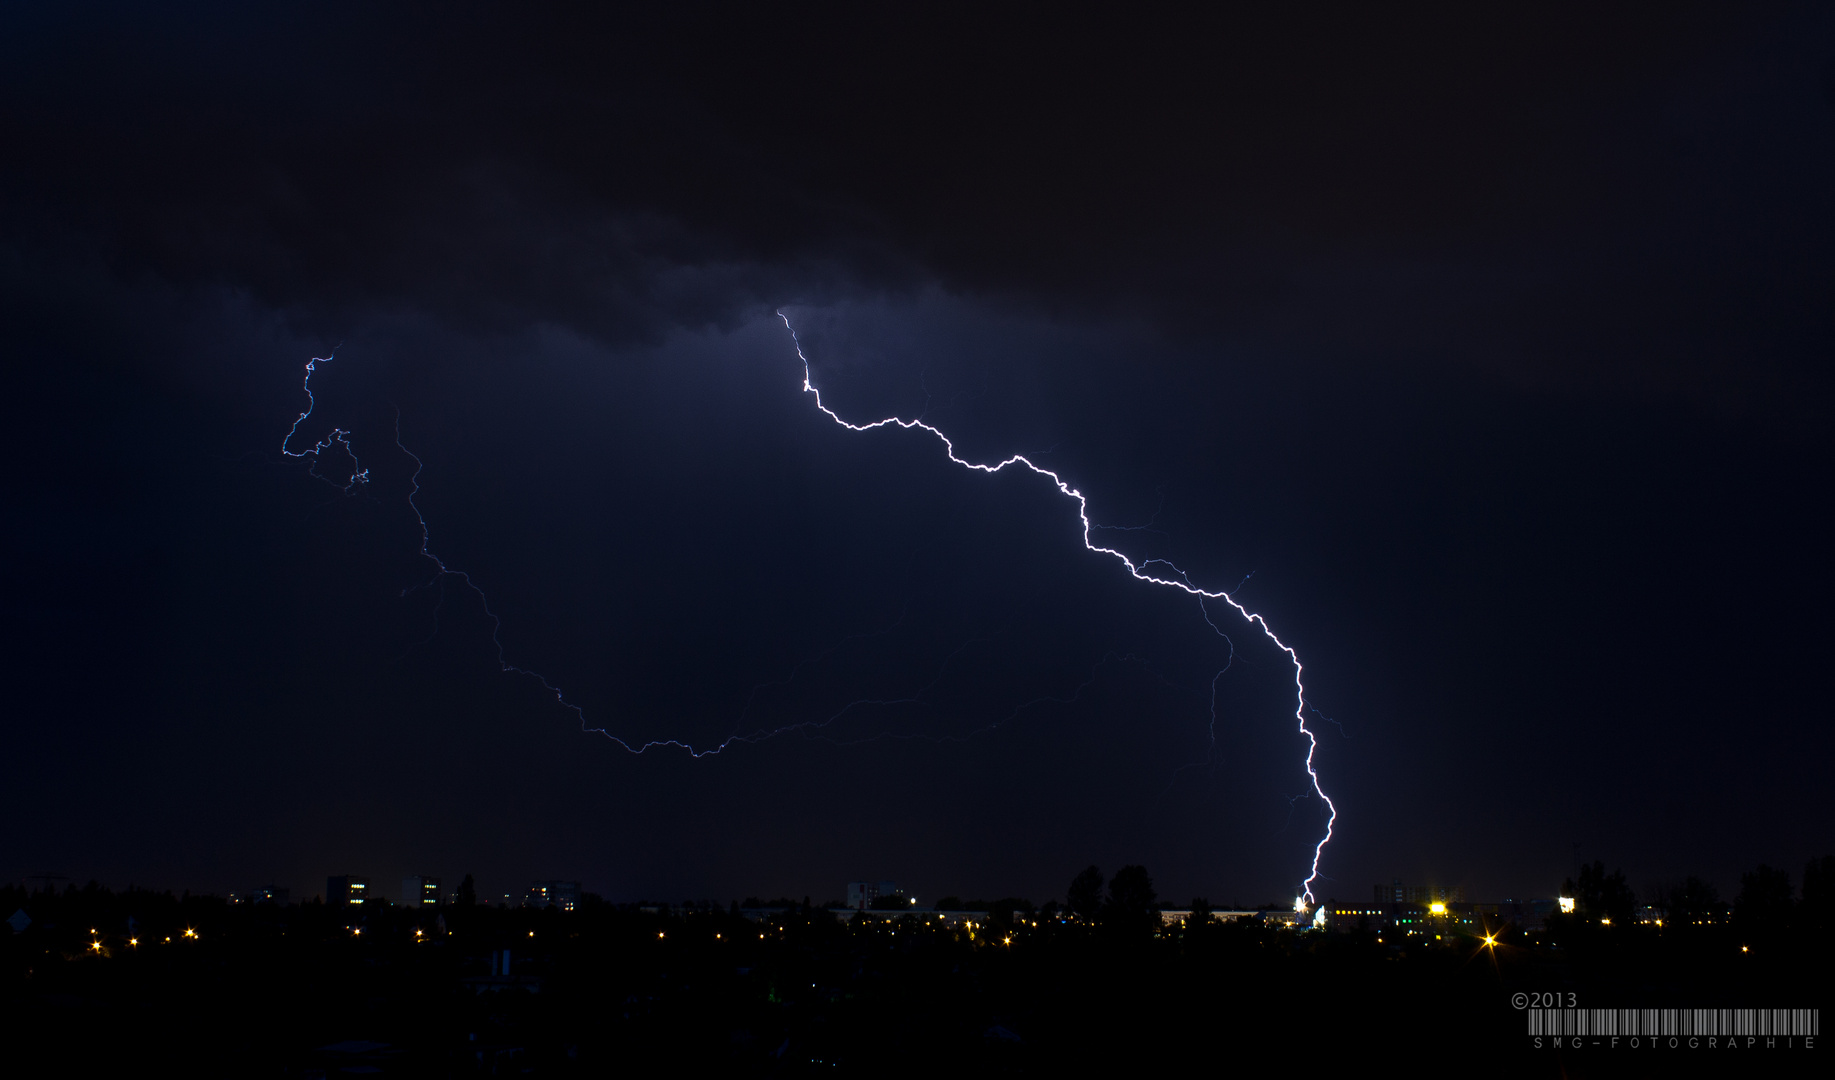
{"left": 2, "top": 862, "right": 1829, "bottom": 1076}
{"left": 1557, "top": 857, "right": 1835, "bottom": 942}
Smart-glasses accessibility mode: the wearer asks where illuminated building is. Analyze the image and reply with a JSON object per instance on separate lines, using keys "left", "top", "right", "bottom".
{"left": 400, "top": 876, "right": 441, "bottom": 907}
{"left": 1376, "top": 881, "right": 1462, "bottom": 905}
{"left": 846, "top": 881, "right": 900, "bottom": 911}
{"left": 524, "top": 881, "right": 581, "bottom": 911}
{"left": 1324, "top": 895, "right": 1557, "bottom": 933}
{"left": 1155, "top": 909, "right": 1260, "bottom": 928}
{"left": 327, "top": 875, "right": 370, "bottom": 908}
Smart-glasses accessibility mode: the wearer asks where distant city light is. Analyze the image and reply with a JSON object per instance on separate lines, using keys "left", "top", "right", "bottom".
{"left": 1558, "top": 897, "right": 1576, "bottom": 914}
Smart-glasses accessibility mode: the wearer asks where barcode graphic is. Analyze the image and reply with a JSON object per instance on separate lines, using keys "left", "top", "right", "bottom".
{"left": 1527, "top": 1009, "right": 1818, "bottom": 1038}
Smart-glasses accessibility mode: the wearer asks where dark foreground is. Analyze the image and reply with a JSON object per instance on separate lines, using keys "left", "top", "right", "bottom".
{"left": 1, "top": 886, "right": 1824, "bottom": 1077}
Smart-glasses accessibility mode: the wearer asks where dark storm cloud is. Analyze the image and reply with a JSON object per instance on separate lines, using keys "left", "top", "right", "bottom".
{"left": 5, "top": 2, "right": 1829, "bottom": 405}
{"left": 3, "top": 3, "right": 1832, "bottom": 905}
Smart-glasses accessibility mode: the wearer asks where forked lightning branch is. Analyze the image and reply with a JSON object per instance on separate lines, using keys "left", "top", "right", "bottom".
{"left": 278, "top": 316, "right": 1340, "bottom": 906}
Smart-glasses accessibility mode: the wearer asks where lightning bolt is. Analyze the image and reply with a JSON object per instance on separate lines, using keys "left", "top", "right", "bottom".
{"left": 389, "top": 412, "right": 1013, "bottom": 760}
{"left": 781, "top": 312, "right": 1338, "bottom": 907}
{"left": 280, "top": 352, "right": 369, "bottom": 492}
{"left": 279, "top": 314, "right": 1339, "bottom": 905}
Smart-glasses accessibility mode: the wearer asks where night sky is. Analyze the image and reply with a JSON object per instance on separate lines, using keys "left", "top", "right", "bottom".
{"left": 4, "top": 3, "right": 1831, "bottom": 910}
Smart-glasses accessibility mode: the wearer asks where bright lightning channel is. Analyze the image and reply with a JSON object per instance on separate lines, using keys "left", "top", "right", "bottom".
{"left": 780, "top": 312, "right": 1338, "bottom": 906}
{"left": 280, "top": 353, "right": 369, "bottom": 492}
{"left": 280, "top": 317, "right": 1339, "bottom": 905}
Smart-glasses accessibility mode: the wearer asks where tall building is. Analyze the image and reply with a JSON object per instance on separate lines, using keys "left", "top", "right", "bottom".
{"left": 846, "top": 881, "right": 900, "bottom": 910}
{"left": 525, "top": 881, "right": 581, "bottom": 911}
{"left": 1375, "top": 881, "right": 1462, "bottom": 905}
{"left": 400, "top": 876, "right": 441, "bottom": 907}
{"left": 327, "top": 875, "right": 371, "bottom": 908}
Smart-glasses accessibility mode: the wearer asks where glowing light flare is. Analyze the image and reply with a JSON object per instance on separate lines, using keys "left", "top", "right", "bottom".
{"left": 779, "top": 311, "right": 1339, "bottom": 901}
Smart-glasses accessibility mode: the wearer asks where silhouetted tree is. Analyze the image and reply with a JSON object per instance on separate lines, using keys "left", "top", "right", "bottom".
{"left": 1067, "top": 866, "right": 1104, "bottom": 921}
{"left": 1566, "top": 861, "right": 1634, "bottom": 924}
{"left": 1188, "top": 897, "right": 1212, "bottom": 928}
{"left": 1664, "top": 876, "right": 1721, "bottom": 928}
{"left": 1735, "top": 864, "right": 1793, "bottom": 943}
{"left": 457, "top": 874, "right": 477, "bottom": 908}
{"left": 1802, "top": 855, "right": 1835, "bottom": 936}
{"left": 1104, "top": 865, "right": 1158, "bottom": 936}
